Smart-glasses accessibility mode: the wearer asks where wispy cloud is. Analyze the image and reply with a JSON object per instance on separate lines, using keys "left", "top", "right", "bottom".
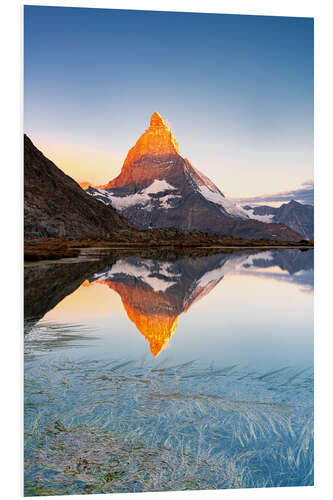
{"left": 231, "top": 180, "right": 314, "bottom": 206}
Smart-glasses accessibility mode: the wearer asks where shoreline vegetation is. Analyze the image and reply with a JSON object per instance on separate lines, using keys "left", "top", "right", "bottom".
{"left": 24, "top": 235, "right": 314, "bottom": 262}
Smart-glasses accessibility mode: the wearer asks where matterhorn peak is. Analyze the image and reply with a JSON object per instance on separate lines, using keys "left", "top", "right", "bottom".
{"left": 119, "top": 112, "right": 180, "bottom": 168}
{"left": 149, "top": 111, "right": 168, "bottom": 128}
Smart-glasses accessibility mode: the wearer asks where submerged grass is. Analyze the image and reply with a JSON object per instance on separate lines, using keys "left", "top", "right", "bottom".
{"left": 24, "top": 343, "right": 314, "bottom": 496}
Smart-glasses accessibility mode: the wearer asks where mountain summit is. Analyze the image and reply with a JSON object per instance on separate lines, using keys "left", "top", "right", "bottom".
{"left": 102, "top": 111, "right": 179, "bottom": 191}
{"left": 85, "top": 113, "right": 302, "bottom": 241}
{"left": 145, "top": 111, "right": 179, "bottom": 154}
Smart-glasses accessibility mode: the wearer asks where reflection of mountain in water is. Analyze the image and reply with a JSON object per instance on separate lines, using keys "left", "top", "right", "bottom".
{"left": 243, "top": 249, "right": 314, "bottom": 275}
{"left": 86, "top": 250, "right": 313, "bottom": 355}
{"left": 24, "top": 256, "right": 117, "bottom": 322}
{"left": 241, "top": 249, "right": 314, "bottom": 292}
{"left": 24, "top": 249, "right": 314, "bottom": 354}
{"left": 85, "top": 255, "right": 229, "bottom": 356}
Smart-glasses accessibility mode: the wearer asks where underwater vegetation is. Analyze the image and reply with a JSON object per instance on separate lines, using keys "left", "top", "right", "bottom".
{"left": 24, "top": 327, "right": 313, "bottom": 496}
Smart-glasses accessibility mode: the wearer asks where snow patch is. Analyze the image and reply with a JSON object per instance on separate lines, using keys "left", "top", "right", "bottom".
{"left": 240, "top": 252, "right": 274, "bottom": 268}
{"left": 88, "top": 180, "right": 178, "bottom": 211}
{"left": 245, "top": 209, "right": 275, "bottom": 223}
{"left": 143, "top": 276, "right": 176, "bottom": 292}
{"left": 141, "top": 179, "right": 177, "bottom": 194}
{"left": 108, "top": 192, "right": 150, "bottom": 210}
{"left": 89, "top": 188, "right": 150, "bottom": 210}
{"left": 198, "top": 185, "right": 249, "bottom": 219}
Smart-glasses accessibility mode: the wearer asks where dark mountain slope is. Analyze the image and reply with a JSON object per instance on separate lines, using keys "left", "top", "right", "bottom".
{"left": 24, "top": 134, "right": 136, "bottom": 239}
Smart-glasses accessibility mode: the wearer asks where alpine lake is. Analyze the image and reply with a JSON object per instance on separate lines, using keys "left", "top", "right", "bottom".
{"left": 24, "top": 246, "right": 314, "bottom": 495}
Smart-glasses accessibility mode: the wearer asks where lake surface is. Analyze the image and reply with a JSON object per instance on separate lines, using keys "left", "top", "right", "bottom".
{"left": 24, "top": 248, "right": 314, "bottom": 495}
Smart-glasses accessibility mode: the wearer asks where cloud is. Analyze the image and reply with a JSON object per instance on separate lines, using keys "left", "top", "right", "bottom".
{"left": 232, "top": 180, "right": 314, "bottom": 206}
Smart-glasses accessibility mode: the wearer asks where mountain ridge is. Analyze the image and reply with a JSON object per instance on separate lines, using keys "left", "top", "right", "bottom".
{"left": 243, "top": 200, "right": 314, "bottom": 239}
{"left": 24, "top": 134, "right": 136, "bottom": 239}
{"left": 83, "top": 112, "right": 303, "bottom": 241}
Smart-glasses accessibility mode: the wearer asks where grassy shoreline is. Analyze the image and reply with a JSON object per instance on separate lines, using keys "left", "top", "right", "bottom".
{"left": 24, "top": 237, "right": 314, "bottom": 262}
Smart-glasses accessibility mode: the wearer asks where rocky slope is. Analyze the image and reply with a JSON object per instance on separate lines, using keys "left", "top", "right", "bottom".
{"left": 24, "top": 134, "right": 136, "bottom": 239}
{"left": 243, "top": 200, "right": 314, "bottom": 240}
{"left": 84, "top": 112, "right": 302, "bottom": 241}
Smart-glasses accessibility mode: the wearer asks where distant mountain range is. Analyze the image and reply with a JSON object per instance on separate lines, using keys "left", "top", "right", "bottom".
{"left": 81, "top": 112, "right": 302, "bottom": 241}
{"left": 243, "top": 200, "right": 314, "bottom": 240}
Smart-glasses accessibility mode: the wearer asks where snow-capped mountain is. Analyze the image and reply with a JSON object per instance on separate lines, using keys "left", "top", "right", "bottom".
{"left": 243, "top": 200, "right": 314, "bottom": 240}
{"left": 84, "top": 112, "right": 301, "bottom": 241}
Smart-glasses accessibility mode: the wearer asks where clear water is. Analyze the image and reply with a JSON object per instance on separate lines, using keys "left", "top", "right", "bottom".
{"left": 24, "top": 248, "right": 314, "bottom": 495}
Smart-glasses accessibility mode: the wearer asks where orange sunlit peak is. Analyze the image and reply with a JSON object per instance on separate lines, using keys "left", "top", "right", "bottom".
{"left": 114, "top": 112, "right": 180, "bottom": 169}
{"left": 150, "top": 111, "right": 166, "bottom": 126}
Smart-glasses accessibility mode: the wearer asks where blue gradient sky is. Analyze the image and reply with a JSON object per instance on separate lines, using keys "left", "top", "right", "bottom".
{"left": 24, "top": 6, "right": 313, "bottom": 198}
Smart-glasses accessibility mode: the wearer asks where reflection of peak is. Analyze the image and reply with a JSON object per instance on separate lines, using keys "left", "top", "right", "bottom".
{"left": 90, "top": 254, "right": 230, "bottom": 356}
{"left": 84, "top": 250, "right": 313, "bottom": 356}
{"left": 115, "top": 282, "right": 179, "bottom": 357}
{"left": 125, "top": 302, "right": 178, "bottom": 357}
{"left": 92, "top": 279, "right": 179, "bottom": 356}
